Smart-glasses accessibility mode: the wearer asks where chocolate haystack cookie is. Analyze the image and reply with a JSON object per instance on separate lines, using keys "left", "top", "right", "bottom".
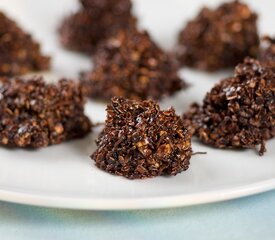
{"left": 59, "top": 0, "right": 136, "bottom": 54}
{"left": 177, "top": 0, "right": 259, "bottom": 71}
{"left": 259, "top": 36, "right": 275, "bottom": 72}
{"left": 183, "top": 58, "right": 275, "bottom": 155}
{"left": 0, "top": 77, "right": 92, "bottom": 148}
{"left": 81, "top": 28, "right": 185, "bottom": 101}
{"left": 92, "top": 97, "right": 192, "bottom": 179}
{"left": 0, "top": 12, "right": 50, "bottom": 76}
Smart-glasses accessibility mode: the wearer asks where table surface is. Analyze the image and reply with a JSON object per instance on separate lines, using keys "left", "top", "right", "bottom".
{"left": 0, "top": 190, "right": 274, "bottom": 240}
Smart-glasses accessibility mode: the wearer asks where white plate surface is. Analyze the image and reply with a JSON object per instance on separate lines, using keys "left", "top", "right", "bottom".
{"left": 0, "top": 0, "right": 274, "bottom": 210}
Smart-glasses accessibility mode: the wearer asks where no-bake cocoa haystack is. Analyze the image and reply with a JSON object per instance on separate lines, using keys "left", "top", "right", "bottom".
{"left": 177, "top": 0, "right": 259, "bottom": 71}
{"left": 183, "top": 58, "right": 275, "bottom": 155}
{"left": 0, "top": 77, "right": 92, "bottom": 148}
{"left": 259, "top": 36, "right": 275, "bottom": 72}
{"left": 81, "top": 28, "right": 185, "bottom": 101}
{"left": 59, "top": 0, "right": 136, "bottom": 54}
{"left": 0, "top": 11, "right": 50, "bottom": 76}
{"left": 92, "top": 97, "right": 192, "bottom": 179}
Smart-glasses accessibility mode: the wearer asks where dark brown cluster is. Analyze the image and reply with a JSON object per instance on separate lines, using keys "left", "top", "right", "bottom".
{"left": 183, "top": 58, "right": 275, "bottom": 155}
{"left": 81, "top": 28, "right": 185, "bottom": 101}
{"left": 177, "top": 1, "right": 259, "bottom": 71}
{"left": 259, "top": 36, "right": 275, "bottom": 72}
{"left": 0, "top": 12, "right": 50, "bottom": 76}
{"left": 59, "top": 0, "right": 136, "bottom": 54}
{"left": 92, "top": 97, "right": 192, "bottom": 179}
{"left": 0, "top": 77, "right": 92, "bottom": 148}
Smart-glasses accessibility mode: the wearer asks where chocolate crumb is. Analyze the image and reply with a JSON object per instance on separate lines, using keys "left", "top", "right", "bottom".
{"left": 0, "top": 11, "right": 50, "bottom": 76}
{"left": 58, "top": 0, "right": 136, "bottom": 54}
{"left": 183, "top": 58, "right": 275, "bottom": 155}
{"left": 92, "top": 97, "right": 192, "bottom": 179}
{"left": 0, "top": 77, "right": 92, "bottom": 148}
{"left": 81, "top": 28, "right": 185, "bottom": 101}
{"left": 177, "top": 1, "right": 259, "bottom": 71}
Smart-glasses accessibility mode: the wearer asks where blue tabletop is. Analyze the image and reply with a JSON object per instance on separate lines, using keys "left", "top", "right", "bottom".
{"left": 0, "top": 190, "right": 274, "bottom": 240}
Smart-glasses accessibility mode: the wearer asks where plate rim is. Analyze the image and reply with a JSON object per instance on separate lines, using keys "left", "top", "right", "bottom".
{"left": 0, "top": 179, "right": 275, "bottom": 210}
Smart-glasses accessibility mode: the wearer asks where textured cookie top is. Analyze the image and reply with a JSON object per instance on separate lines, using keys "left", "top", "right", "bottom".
{"left": 259, "top": 36, "right": 275, "bottom": 71}
{"left": 59, "top": 0, "right": 136, "bottom": 54}
{"left": 80, "top": 0, "right": 132, "bottom": 14}
{"left": 92, "top": 97, "right": 192, "bottom": 179}
{"left": 81, "top": 28, "right": 185, "bottom": 101}
{"left": 0, "top": 77, "right": 92, "bottom": 148}
{"left": 0, "top": 12, "right": 50, "bottom": 76}
{"left": 183, "top": 58, "right": 275, "bottom": 155}
{"left": 177, "top": 0, "right": 259, "bottom": 71}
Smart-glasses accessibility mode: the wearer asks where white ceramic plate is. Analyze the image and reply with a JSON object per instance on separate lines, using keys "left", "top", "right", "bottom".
{"left": 0, "top": 0, "right": 274, "bottom": 210}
